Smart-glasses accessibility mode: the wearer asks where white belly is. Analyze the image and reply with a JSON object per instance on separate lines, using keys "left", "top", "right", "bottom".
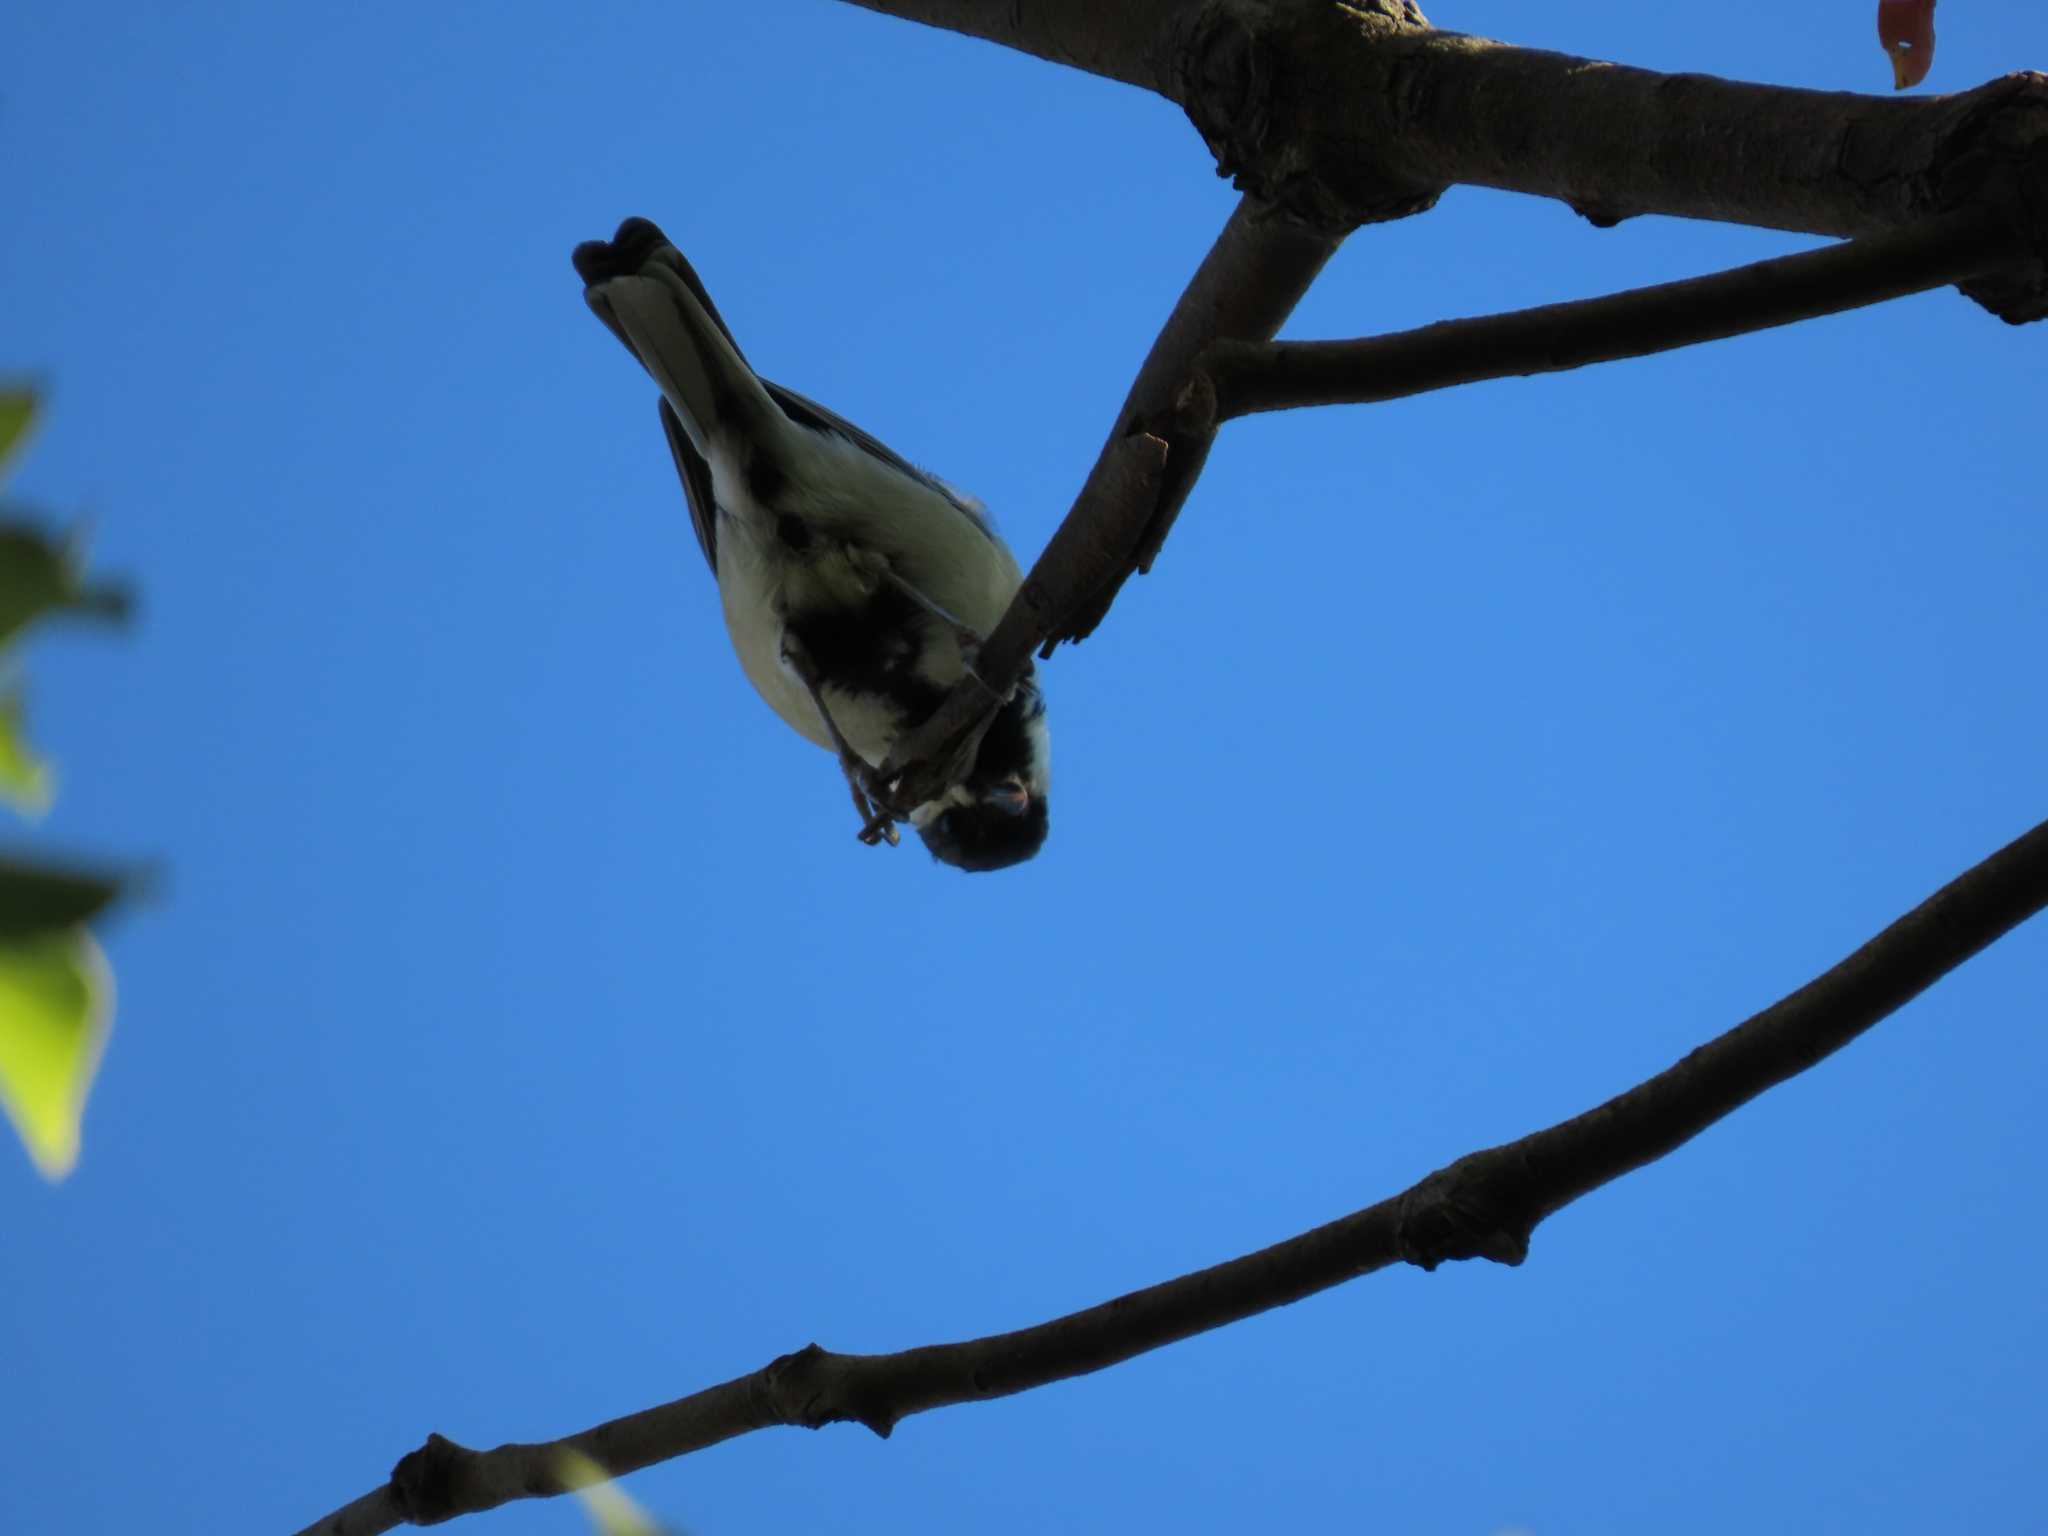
{"left": 715, "top": 527, "right": 916, "bottom": 769}
{"left": 706, "top": 426, "right": 1021, "bottom": 771}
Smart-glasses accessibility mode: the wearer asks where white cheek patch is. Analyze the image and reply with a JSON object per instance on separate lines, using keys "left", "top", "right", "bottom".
{"left": 1022, "top": 709, "right": 1052, "bottom": 797}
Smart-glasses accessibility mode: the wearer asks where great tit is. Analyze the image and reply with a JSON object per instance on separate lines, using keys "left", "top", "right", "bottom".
{"left": 573, "top": 218, "right": 1050, "bottom": 871}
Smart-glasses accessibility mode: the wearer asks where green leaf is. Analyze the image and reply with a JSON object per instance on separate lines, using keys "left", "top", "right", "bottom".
{"left": 559, "top": 1452, "right": 670, "bottom": 1536}
{"left": 0, "top": 857, "right": 123, "bottom": 937}
{"left": 0, "top": 390, "right": 35, "bottom": 484}
{"left": 0, "top": 926, "right": 111, "bottom": 1180}
{"left": 0, "top": 522, "right": 133, "bottom": 650}
{"left": 0, "top": 688, "right": 54, "bottom": 815}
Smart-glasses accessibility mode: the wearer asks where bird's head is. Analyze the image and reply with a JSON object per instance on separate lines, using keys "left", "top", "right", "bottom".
{"left": 911, "top": 681, "right": 1051, "bottom": 872}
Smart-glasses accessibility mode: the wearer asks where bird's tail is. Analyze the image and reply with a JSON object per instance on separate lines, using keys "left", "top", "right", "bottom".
{"left": 572, "top": 217, "right": 782, "bottom": 460}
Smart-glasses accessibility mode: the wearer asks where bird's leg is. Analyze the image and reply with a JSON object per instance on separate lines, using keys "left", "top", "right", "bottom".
{"left": 842, "top": 775, "right": 898, "bottom": 846}
{"left": 882, "top": 569, "right": 989, "bottom": 672}
{"left": 778, "top": 631, "right": 901, "bottom": 847}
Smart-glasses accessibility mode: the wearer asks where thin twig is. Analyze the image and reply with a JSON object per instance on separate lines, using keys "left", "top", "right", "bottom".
{"left": 1186, "top": 209, "right": 2025, "bottom": 424}
{"left": 291, "top": 814, "right": 2048, "bottom": 1535}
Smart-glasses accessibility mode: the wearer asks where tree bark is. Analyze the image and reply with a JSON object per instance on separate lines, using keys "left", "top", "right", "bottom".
{"left": 840, "top": 0, "right": 2048, "bottom": 321}
{"left": 1189, "top": 207, "right": 2022, "bottom": 422}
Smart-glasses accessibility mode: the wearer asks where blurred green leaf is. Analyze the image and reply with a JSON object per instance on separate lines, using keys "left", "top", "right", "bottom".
{"left": 560, "top": 1452, "right": 671, "bottom": 1536}
{"left": 0, "top": 390, "right": 35, "bottom": 483}
{"left": 0, "top": 385, "right": 127, "bottom": 1183}
{"left": 0, "top": 857, "right": 123, "bottom": 937}
{"left": 0, "top": 523, "right": 133, "bottom": 650}
{"left": 0, "top": 926, "right": 111, "bottom": 1180}
{"left": 0, "top": 689, "right": 54, "bottom": 815}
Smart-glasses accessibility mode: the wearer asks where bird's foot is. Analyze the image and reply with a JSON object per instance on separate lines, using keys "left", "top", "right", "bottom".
{"left": 843, "top": 763, "right": 902, "bottom": 847}
{"left": 781, "top": 628, "right": 906, "bottom": 850}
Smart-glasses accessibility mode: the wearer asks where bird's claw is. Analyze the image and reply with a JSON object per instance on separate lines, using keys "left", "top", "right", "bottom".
{"left": 844, "top": 763, "right": 903, "bottom": 847}
{"left": 855, "top": 813, "right": 901, "bottom": 847}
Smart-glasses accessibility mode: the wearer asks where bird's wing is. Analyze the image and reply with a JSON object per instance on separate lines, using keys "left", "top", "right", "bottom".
{"left": 658, "top": 377, "right": 1011, "bottom": 583}
{"left": 763, "top": 382, "right": 1008, "bottom": 552}
{"left": 658, "top": 397, "right": 718, "bottom": 574}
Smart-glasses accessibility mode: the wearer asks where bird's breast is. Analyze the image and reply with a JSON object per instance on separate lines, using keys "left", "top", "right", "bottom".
{"left": 717, "top": 523, "right": 959, "bottom": 769}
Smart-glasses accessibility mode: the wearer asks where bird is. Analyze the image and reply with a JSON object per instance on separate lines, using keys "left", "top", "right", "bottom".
{"left": 572, "top": 217, "right": 1050, "bottom": 871}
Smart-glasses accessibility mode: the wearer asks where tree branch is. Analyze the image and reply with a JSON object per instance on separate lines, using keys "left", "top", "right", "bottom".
{"left": 1193, "top": 13, "right": 2044, "bottom": 254}
{"left": 1046, "top": 194, "right": 1342, "bottom": 650}
{"left": 291, "top": 814, "right": 2048, "bottom": 1535}
{"left": 832, "top": 0, "right": 1192, "bottom": 91}
{"left": 828, "top": 3, "right": 2045, "bottom": 670}
{"left": 837, "top": 2, "right": 2048, "bottom": 321}
{"left": 875, "top": 194, "right": 1336, "bottom": 801}
{"left": 876, "top": 430, "right": 1167, "bottom": 809}
{"left": 1185, "top": 206, "right": 2025, "bottom": 424}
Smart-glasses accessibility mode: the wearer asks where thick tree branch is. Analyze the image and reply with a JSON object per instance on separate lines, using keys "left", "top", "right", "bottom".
{"left": 1186, "top": 207, "right": 2024, "bottom": 423}
{"left": 838, "top": 2, "right": 2048, "bottom": 322}
{"left": 1047, "top": 194, "right": 1341, "bottom": 649}
{"left": 292, "top": 815, "right": 2048, "bottom": 1535}
{"left": 830, "top": 1, "right": 2045, "bottom": 670}
{"left": 1196, "top": 16, "right": 2045, "bottom": 261}
{"left": 833, "top": 0, "right": 1188, "bottom": 91}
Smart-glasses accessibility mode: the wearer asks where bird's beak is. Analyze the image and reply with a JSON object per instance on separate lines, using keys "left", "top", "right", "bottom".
{"left": 985, "top": 778, "right": 1031, "bottom": 817}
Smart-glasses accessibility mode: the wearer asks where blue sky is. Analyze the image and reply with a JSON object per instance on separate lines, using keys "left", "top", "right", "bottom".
{"left": 6, "top": 3, "right": 2046, "bottom": 1533}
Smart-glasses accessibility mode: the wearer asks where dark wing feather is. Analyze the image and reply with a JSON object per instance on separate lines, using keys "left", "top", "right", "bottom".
{"left": 652, "top": 261, "right": 1005, "bottom": 578}
{"left": 650, "top": 250, "right": 754, "bottom": 577}
{"left": 764, "top": 383, "right": 1007, "bottom": 550}
{"left": 658, "top": 397, "right": 719, "bottom": 574}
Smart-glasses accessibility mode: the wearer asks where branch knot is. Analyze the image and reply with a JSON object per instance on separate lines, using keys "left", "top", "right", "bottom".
{"left": 1395, "top": 1152, "right": 1535, "bottom": 1271}
{"left": 389, "top": 1432, "right": 477, "bottom": 1526}
{"left": 1942, "top": 72, "right": 2048, "bottom": 322}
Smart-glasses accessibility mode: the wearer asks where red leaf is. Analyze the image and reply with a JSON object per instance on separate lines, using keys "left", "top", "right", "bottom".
{"left": 1877, "top": 0, "right": 1937, "bottom": 90}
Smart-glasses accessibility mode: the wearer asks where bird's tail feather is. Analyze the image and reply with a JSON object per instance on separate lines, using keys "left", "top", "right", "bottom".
{"left": 576, "top": 222, "right": 783, "bottom": 461}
